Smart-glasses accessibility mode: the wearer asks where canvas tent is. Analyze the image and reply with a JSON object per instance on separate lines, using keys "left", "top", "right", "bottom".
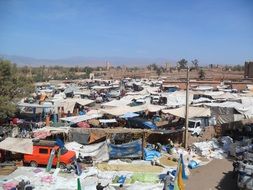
{"left": 101, "top": 105, "right": 147, "bottom": 116}
{"left": 60, "top": 113, "right": 103, "bottom": 123}
{"left": 65, "top": 140, "right": 109, "bottom": 163}
{"left": 53, "top": 98, "right": 94, "bottom": 113}
{"left": 0, "top": 138, "right": 33, "bottom": 154}
{"left": 163, "top": 91, "right": 194, "bottom": 107}
{"left": 162, "top": 106, "right": 211, "bottom": 119}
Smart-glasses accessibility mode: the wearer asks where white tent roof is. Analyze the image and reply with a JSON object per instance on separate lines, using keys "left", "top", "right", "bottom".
{"left": 102, "top": 95, "right": 148, "bottom": 107}
{"left": 101, "top": 105, "right": 147, "bottom": 116}
{"left": 0, "top": 138, "right": 33, "bottom": 154}
{"left": 91, "top": 86, "right": 111, "bottom": 90}
{"left": 163, "top": 91, "right": 194, "bottom": 108}
{"left": 60, "top": 113, "right": 103, "bottom": 123}
{"left": 53, "top": 98, "right": 94, "bottom": 113}
{"left": 202, "top": 102, "right": 253, "bottom": 118}
{"left": 86, "top": 109, "right": 103, "bottom": 115}
{"left": 146, "top": 104, "right": 166, "bottom": 112}
{"left": 101, "top": 103, "right": 165, "bottom": 116}
{"left": 162, "top": 106, "right": 211, "bottom": 118}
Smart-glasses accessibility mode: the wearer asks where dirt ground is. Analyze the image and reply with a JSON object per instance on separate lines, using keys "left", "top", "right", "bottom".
{"left": 185, "top": 159, "right": 238, "bottom": 190}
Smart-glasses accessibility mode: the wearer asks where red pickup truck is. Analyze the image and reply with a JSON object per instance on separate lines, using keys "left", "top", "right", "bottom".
{"left": 24, "top": 141, "right": 76, "bottom": 168}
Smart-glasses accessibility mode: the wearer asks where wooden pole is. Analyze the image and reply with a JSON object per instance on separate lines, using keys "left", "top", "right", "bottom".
{"left": 142, "top": 132, "right": 146, "bottom": 160}
{"left": 184, "top": 67, "right": 190, "bottom": 148}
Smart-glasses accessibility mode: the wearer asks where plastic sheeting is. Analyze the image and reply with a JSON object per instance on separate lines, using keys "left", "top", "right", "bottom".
{"left": 120, "top": 112, "right": 140, "bottom": 118}
{"left": 162, "top": 106, "right": 211, "bottom": 119}
{"left": 69, "top": 132, "right": 90, "bottom": 145}
{"left": 101, "top": 106, "right": 147, "bottom": 116}
{"left": 144, "top": 149, "right": 161, "bottom": 161}
{"left": 0, "top": 137, "right": 33, "bottom": 154}
{"left": 53, "top": 98, "right": 94, "bottom": 113}
{"left": 108, "top": 139, "right": 142, "bottom": 159}
{"left": 163, "top": 91, "right": 194, "bottom": 107}
{"left": 99, "top": 119, "right": 117, "bottom": 123}
{"left": 65, "top": 141, "right": 109, "bottom": 163}
{"left": 60, "top": 114, "right": 103, "bottom": 123}
{"left": 193, "top": 139, "right": 224, "bottom": 159}
{"left": 210, "top": 107, "right": 235, "bottom": 124}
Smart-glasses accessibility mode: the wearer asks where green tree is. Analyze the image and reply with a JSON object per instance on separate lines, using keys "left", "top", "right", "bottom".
{"left": 198, "top": 69, "right": 206, "bottom": 80}
{"left": 147, "top": 63, "right": 158, "bottom": 71}
{"left": 177, "top": 59, "right": 188, "bottom": 70}
{"left": 231, "top": 64, "right": 244, "bottom": 71}
{"left": 0, "top": 59, "right": 34, "bottom": 121}
{"left": 191, "top": 59, "right": 199, "bottom": 70}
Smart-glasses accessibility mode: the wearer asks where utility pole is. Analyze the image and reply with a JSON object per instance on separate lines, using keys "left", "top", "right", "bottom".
{"left": 184, "top": 67, "right": 190, "bottom": 148}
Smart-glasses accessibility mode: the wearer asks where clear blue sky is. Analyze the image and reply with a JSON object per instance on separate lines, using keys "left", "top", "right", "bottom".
{"left": 0, "top": 0, "right": 252, "bottom": 65}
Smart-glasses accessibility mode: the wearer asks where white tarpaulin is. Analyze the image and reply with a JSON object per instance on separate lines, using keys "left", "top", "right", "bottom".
{"left": 60, "top": 113, "right": 103, "bottom": 123}
{"left": 65, "top": 141, "right": 109, "bottom": 163}
{"left": 102, "top": 95, "right": 146, "bottom": 107}
{"left": 101, "top": 105, "right": 147, "bottom": 116}
{"left": 53, "top": 98, "right": 94, "bottom": 113}
{"left": 99, "top": 119, "right": 117, "bottom": 123}
{"left": 162, "top": 106, "right": 211, "bottom": 118}
{"left": 91, "top": 86, "right": 111, "bottom": 90}
{"left": 163, "top": 91, "right": 194, "bottom": 107}
{"left": 146, "top": 104, "right": 166, "bottom": 112}
{"left": 0, "top": 137, "right": 33, "bottom": 154}
{"left": 203, "top": 102, "right": 253, "bottom": 118}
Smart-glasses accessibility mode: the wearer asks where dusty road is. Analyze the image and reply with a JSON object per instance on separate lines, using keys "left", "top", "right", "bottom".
{"left": 185, "top": 159, "right": 238, "bottom": 190}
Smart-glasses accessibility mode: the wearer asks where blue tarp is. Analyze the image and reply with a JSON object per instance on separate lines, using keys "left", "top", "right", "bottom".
{"left": 120, "top": 112, "right": 140, "bottom": 119}
{"left": 144, "top": 149, "right": 161, "bottom": 161}
{"left": 143, "top": 121, "right": 157, "bottom": 129}
{"left": 109, "top": 139, "right": 142, "bottom": 159}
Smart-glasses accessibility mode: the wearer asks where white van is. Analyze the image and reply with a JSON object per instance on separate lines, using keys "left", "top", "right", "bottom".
{"left": 188, "top": 119, "right": 203, "bottom": 136}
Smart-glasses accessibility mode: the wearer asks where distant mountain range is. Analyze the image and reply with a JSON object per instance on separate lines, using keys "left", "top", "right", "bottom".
{"left": 0, "top": 54, "right": 174, "bottom": 67}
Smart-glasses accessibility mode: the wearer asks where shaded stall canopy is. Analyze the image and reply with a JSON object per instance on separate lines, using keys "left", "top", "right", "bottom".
{"left": 68, "top": 128, "right": 106, "bottom": 145}
{"left": 101, "top": 104, "right": 165, "bottom": 117}
{"left": 65, "top": 140, "right": 109, "bottom": 163}
{"left": 60, "top": 114, "right": 103, "bottom": 123}
{"left": 203, "top": 102, "right": 253, "bottom": 119}
{"left": 193, "top": 91, "right": 239, "bottom": 101}
{"left": 101, "top": 105, "right": 147, "bottom": 116}
{"left": 163, "top": 91, "right": 194, "bottom": 108}
{"left": 199, "top": 102, "right": 252, "bottom": 124}
{"left": 0, "top": 137, "right": 33, "bottom": 154}
{"left": 53, "top": 98, "right": 95, "bottom": 113}
{"left": 162, "top": 106, "right": 211, "bottom": 119}
{"left": 101, "top": 95, "right": 147, "bottom": 107}
{"left": 146, "top": 104, "right": 166, "bottom": 112}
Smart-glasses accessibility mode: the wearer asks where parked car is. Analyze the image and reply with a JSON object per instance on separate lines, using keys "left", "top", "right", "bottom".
{"left": 188, "top": 119, "right": 203, "bottom": 136}
{"left": 24, "top": 141, "right": 76, "bottom": 169}
{"left": 126, "top": 117, "right": 157, "bottom": 130}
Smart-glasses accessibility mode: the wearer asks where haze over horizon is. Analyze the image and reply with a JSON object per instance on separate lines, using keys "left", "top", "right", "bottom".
{"left": 0, "top": 0, "right": 253, "bottom": 66}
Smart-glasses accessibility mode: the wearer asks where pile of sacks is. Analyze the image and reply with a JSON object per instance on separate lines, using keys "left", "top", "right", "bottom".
{"left": 192, "top": 139, "right": 224, "bottom": 159}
